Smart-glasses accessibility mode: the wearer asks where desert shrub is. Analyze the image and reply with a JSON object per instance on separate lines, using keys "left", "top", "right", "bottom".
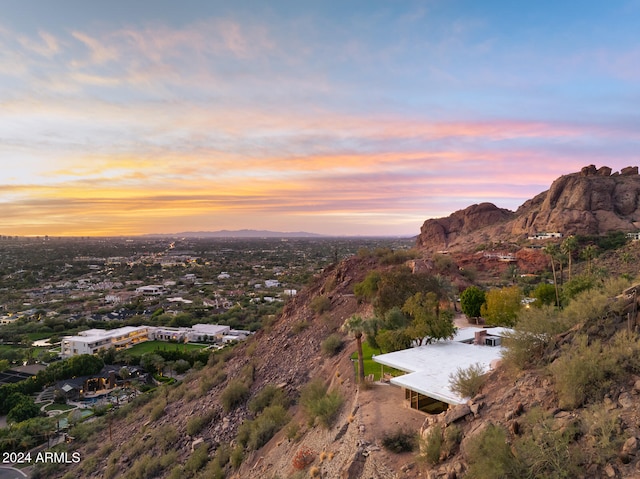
{"left": 310, "top": 295, "right": 331, "bottom": 314}
{"left": 421, "top": 426, "right": 442, "bottom": 465}
{"left": 433, "top": 253, "right": 456, "bottom": 272}
{"left": 609, "top": 330, "right": 640, "bottom": 373}
{"left": 459, "top": 265, "right": 478, "bottom": 281}
{"left": 230, "top": 444, "right": 244, "bottom": 469}
{"left": 155, "top": 424, "right": 179, "bottom": 452}
{"left": 124, "top": 452, "right": 176, "bottom": 479}
{"left": 199, "top": 370, "right": 226, "bottom": 396}
{"left": 560, "top": 287, "right": 609, "bottom": 326}
{"left": 448, "top": 363, "right": 487, "bottom": 398}
{"left": 501, "top": 306, "right": 570, "bottom": 370}
{"left": 212, "top": 442, "right": 231, "bottom": 468}
{"left": 285, "top": 421, "right": 302, "bottom": 441}
{"left": 220, "top": 380, "right": 250, "bottom": 412}
{"left": 465, "top": 424, "right": 524, "bottom": 479}
{"left": 378, "top": 248, "right": 418, "bottom": 265}
{"left": 442, "top": 424, "right": 462, "bottom": 458}
{"left": 149, "top": 400, "right": 166, "bottom": 421}
{"left": 291, "top": 447, "right": 315, "bottom": 470}
{"left": 241, "top": 363, "right": 256, "bottom": 385}
{"left": 321, "top": 334, "right": 344, "bottom": 356}
{"left": 299, "top": 379, "right": 343, "bottom": 428}
{"left": 166, "top": 465, "right": 184, "bottom": 479}
{"left": 249, "top": 384, "right": 288, "bottom": 413}
{"left": 237, "top": 405, "right": 290, "bottom": 451}
{"left": 292, "top": 320, "right": 310, "bottom": 334}
{"left": 548, "top": 335, "right": 619, "bottom": 409}
{"left": 186, "top": 412, "right": 212, "bottom": 436}
{"left": 183, "top": 443, "right": 210, "bottom": 475}
{"left": 66, "top": 415, "right": 102, "bottom": 443}
{"left": 581, "top": 403, "right": 624, "bottom": 465}
{"left": 382, "top": 428, "right": 417, "bottom": 453}
{"left": 514, "top": 408, "right": 583, "bottom": 478}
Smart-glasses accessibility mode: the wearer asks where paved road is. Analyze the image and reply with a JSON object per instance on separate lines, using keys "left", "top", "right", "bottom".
{"left": 0, "top": 467, "right": 27, "bottom": 479}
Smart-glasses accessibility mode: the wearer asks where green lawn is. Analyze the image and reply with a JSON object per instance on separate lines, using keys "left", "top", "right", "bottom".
{"left": 44, "top": 402, "right": 77, "bottom": 412}
{"left": 26, "top": 332, "right": 55, "bottom": 341}
{"left": 0, "top": 344, "right": 23, "bottom": 352}
{"left": 125, "top": 341, "right": 208, "bottom": 357}
{"left": 350, "top": 341, "right": 403, "bottom": 381}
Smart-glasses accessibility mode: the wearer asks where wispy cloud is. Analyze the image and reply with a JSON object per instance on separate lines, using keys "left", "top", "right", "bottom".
{"left": 1, "top": 4, "right": 640, "bottom": 236}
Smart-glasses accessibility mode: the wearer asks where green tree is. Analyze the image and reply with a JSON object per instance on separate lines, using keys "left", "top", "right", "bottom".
{"left": 480, "top": 286, "right": 522, "bottom": 327}
{"left": 7, "top": 394, "right": 41, "bottom": 423}
{"left": 402, "top": 292, "right": 456, "bottom": 345}
{"left": 342, "top": 315, "right": 367, "bottom": 384}
{"left": 353, "top": 272, "right": 381, "bottom": 303}
{"left": 460, "top": 286, "right": 486, "bottom": 320}
{"left": 376, "top": 329, "right": 412, "bottom": 353}
{"left": 532, "top": 283, "right": 557, "bottom": 308}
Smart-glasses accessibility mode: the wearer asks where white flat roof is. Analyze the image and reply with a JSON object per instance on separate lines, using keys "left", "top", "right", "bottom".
{"left": 373, "top": 327, "right": 509, "bottom": 405}
{"left": 63, "top": 326, "right": 149, "bottom": 343}
{"left": 191, "top": 324, "right": 230, "bottom": 335}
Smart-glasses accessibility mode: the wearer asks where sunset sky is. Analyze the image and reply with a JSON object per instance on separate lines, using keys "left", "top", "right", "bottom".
{"left": 2, "top": 1, "right": 640, "bottom": 236}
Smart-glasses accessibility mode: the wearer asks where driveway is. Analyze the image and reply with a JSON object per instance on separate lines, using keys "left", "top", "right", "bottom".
{"left": 0, "top": 467, "right": 27, "bottom": 479}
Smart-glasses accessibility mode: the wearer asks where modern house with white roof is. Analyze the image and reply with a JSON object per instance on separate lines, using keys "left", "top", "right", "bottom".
{"left": 61, "top": 326, "right": 151, "bottom": 358}
{"left": 373, "top": 326, "right": 510, "bottom": 414}
{"left": 61, "top": 324, "right": 243, "bottom": 358}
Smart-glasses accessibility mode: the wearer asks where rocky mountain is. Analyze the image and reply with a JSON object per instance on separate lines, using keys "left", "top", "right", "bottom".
{"left": 417, "top": 165, "right": 640, "bottom": 251}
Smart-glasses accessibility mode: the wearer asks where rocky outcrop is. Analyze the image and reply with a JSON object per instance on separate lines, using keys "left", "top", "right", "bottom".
{"left": 512, "top": 165, "right": 640, "bottom": 236}
{"left": 417, "top": 203, "right": 514, "bottom": 250}
{"left": 417, "top": 166, "right": 640, "bottom": 250}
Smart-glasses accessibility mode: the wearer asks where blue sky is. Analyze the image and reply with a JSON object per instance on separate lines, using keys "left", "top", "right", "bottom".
{"left": 1, "top": 1, "right": 640, "bottom": 236}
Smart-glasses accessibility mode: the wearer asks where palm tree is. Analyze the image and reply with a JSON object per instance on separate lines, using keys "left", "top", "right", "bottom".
{"left": 581, "top": 244, "right": 597, "bottom": 276}
{"left": 561, "top": 236, "right": 578, "bottom": 281}
{"left": 342, "top": 315, "right": 366, "bottom": 384}
{"left": 543, "top": 243, "right": 561, "bottom": 307}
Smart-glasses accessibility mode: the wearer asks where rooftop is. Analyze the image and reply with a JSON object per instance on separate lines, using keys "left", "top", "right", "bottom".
{"left": 373, "top": 326, "right": 510, "bottom": 406}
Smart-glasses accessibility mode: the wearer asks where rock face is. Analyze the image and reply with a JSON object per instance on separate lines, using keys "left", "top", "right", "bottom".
{"left": 417, "top": 165, "right": 640, "bottom": 250}
{"left": 416, "top": 202, "right": 514, "bottom": 249}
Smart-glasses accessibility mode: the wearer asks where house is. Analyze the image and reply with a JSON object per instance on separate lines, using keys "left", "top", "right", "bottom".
{"left": 189, "top": 324, "right": 231, "bottom": 342}
{"left": 135, "top": 285, "right": 165, "bottom": 296}
{"left": 528, "top": 232, "right": 562, "bottom": 240}
{"left": 373, "top": 327, "right": 510, "bottom": 414}
{"left": 626, "top": 232, "right": 640, "bottom": 241}
{"left": 61, "top": 326, "right": 151, "bottom": 358}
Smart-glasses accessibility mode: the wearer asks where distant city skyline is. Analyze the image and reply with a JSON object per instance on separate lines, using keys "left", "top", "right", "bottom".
{"left": 2, "top": 1, "right": 640, "bottom": 236}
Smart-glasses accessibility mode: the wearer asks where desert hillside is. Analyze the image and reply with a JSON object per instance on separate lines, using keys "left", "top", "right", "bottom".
{"left": 37, "top": 167, "right": 640, "bottom": 479}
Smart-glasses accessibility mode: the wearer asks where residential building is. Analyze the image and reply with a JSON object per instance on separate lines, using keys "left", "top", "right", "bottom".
{"left": 373, "top": 327, "right": 510, "bottom": 413}
{"left": 627, "top": 232, "right": 640, "bottom": 241}
{"left": 135, "top": 285, "right": 165, "bottom": 296}
{"left": 527, "top": 232, "right": 562, "bottom": 240}
{"left": 61, "top": 326, "right": 151, "bottom": 358}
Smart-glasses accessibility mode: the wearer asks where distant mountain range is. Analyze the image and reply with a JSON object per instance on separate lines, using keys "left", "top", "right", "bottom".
{"left": 147, "top": 229, "right": 326, "bottom": 238}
